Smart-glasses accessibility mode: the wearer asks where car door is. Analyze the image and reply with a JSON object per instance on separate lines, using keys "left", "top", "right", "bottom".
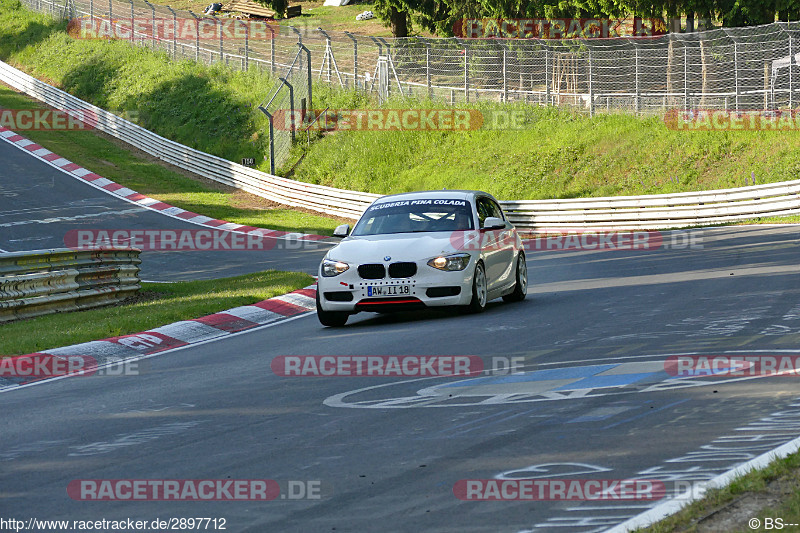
{"left": 476, "top": 197, "right": 505, "bottom": 290}
{"left": 487, "top": 199, "right": 516, "bottom": 287}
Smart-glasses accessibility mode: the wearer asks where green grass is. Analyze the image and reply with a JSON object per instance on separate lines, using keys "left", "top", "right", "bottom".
{"left": 638, "top": 450, "right": 800, "bottom": 532}
{"left": 287, "top": 101, "right": 800, "bottom": 200}
{"left": 4, "top": 0, "right": 800, "bottom": 207}
{"left": 0, "top": 270, "right": 314, "bottom": 356}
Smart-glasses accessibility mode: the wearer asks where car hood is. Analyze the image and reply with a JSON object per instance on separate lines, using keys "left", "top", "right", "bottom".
{"left": 327, "top": 232, "right": 473, "bottom": 264}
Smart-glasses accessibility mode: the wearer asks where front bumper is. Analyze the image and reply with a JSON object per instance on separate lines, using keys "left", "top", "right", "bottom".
{"left": 317, "top": 260, "right": 476, "bottom": 313}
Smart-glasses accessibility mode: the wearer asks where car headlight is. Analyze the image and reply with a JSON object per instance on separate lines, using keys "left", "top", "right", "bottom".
{"left": 321, "top": 259, "right": 350, "bottom": 277}
{"left": 427, "top": 253, "right": 471, "bottom": 271}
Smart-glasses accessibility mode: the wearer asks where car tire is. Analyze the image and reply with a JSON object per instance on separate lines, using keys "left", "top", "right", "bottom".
{"left": 463, "top": 261, "right": 488, "bottom": 313}
{"left": 316, "top": 290, "right": 349, "bottom": 327}
{"left": 503, "top": 252, "right": 527, "bottom": 303}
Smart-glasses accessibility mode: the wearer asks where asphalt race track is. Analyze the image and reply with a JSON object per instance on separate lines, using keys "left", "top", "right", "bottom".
{"left": 0, "top": 139, "right": 331, "bottom": 280}
{"left": 2, "top": 209, "right": 800, "bottom": 531}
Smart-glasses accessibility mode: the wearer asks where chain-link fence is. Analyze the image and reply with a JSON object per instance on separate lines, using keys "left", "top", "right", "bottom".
{"left": 257, "top": 45, "right": 312, "bottom": 172}
{"left": 24, "top": 0, "right": 800, "bottom": 116}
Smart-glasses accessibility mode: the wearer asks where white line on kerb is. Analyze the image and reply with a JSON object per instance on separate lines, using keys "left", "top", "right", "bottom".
{"left": 0, "top": 133, "right": 335, "bottom": 246}
{"left": 0, "top": 310, "right": 315, "bottom": 395}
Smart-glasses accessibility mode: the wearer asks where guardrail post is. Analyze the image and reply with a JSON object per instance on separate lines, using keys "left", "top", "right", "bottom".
{"left": 345, "top": 32, "right": 358, "bottom": 89}
{"left": 167, "top": 6, "right": 177, "bottom": 58}
{"left": 188, "top": 11, "right": 200, "bottom": 62}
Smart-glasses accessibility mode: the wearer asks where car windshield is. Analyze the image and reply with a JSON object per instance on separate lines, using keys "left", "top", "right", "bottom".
{"left": 352, "top": 198, "right": 475, "bottom": 236}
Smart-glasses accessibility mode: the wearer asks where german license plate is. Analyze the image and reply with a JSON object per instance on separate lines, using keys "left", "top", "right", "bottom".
{"left": 367, "top": 285, "right": 411, "bottom": 297}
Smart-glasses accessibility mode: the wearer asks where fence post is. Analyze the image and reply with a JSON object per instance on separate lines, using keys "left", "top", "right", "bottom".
{"left": 462, "top": 40, "right": 469, "bottom": 102}
{"left": 684, "top": 45, "right": 688, "bottom": 109}
{"left": 634, "top": 45, "right": 640, "bottom": 113}
{"left": 734, "top": 42, "right": 739, "bottom": 111}
{"left": 130, "top": 0, "right": 135, "bottom": 43}
{"left": 167, "top": 6, "right": 178, "bottom": 57}
{"left": 545, "top": 48, "right": 550, "bottom": 105}
{"left": 292, "top": 27, "right": 303, "bottom": 73}
{"left": 267, "top": 23, "right": 275, "bottom": 73}
{"left": 108, "top": 0, "right": 112, "bottom": 27}
{"left": 791, "top": 36, "right": 794, "bottom": 108}
{"left": 280, "top": 77, "right": 296, "bottom": 142}
{"left": 345, "top": 32, "right": 358, "bottom": 88}
{"left": 258, "top": 106, "right": 276, "bottom": 174}
{"left": 426, "top": 43, "right": 432, "bottom": 99}
{"left": 189, "top": 11, "right": 200, "bottom": 61}
{"left": 217, "top": 15, "right": 223, "bottom": 63}
{"left": 300, "top": 43, "right": 313, "bottom": 111}
{"left": 502, "top": 47, "right": 507, "bottom": 102}
{"left": 588, "top": 48, "right": 593, "bottom": 116}
{"left": 90, "top": 0, "right": 93, "bottom": 25}
{"left": 143, "top": 0, "right": 155, "bottom": 49}
{"left": 241, "top": 19, "right": 249, "bottom": 71}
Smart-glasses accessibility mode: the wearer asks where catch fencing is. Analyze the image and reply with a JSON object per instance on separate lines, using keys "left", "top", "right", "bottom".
{"left": 0, "top": 247, "right": 141, "bottom": 322}
{"left": 23, "top": 0, "right": 800, "bottom": 114}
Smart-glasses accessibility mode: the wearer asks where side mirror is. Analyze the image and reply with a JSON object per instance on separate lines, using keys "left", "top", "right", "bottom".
{"left": 482, "top": 217, "right": 505, "bottom": 230}
{"left": 333, "top": 224, "right": 351, "bottom": 238}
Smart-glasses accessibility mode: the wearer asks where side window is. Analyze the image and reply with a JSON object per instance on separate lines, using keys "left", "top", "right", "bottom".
{"left": 489, "top": 200, "right": 505, "bottom": 221}
{"left": 476, "top": 198, "right": 493, "bottom": 227}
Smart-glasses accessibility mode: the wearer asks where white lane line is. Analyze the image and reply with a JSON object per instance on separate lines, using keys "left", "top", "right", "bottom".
{"left": 0, "top": 247, "right": 8, "bottom": 252}
{"left": 0, "top": 208, "right": 143, "bottom": 227}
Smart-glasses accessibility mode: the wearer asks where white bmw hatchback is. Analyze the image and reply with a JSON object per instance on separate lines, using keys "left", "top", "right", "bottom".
{"left": 316, "top": 190, "right": 527, "bottom": 326}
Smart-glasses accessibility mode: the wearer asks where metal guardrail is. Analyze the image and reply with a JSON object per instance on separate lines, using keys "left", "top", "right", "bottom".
{"left": 0, "top": 247, "right": 141, "bottom": 322}
{"left": 1, "top": 60, "right": 800, "bottom": 229}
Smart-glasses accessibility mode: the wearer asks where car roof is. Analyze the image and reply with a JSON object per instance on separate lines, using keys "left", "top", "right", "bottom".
{"left": 371, "top": 190, "right": 493, "bottom": 205}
